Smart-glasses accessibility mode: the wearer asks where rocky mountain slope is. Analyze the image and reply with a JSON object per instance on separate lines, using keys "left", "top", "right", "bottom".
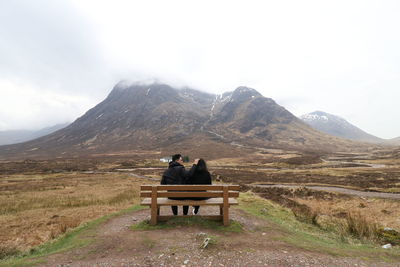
{"left": 300, "top": 111, "right": 383, "bottom": 144}
{"left": 0, "top": 83, "right": 370, "bottom": 159}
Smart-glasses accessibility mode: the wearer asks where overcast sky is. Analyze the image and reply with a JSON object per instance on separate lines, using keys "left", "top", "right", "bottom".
{"left": 1, "top": 0, "right": 399, "bottom": 139}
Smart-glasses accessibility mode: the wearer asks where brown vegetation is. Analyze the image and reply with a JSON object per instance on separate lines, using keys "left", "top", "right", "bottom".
{"left": 0, "top": 172, "right": 144, "bottom": 251}
{"left": 245, "top": 185, "right": 400, "bottom": 245}
{"left": 1, "top": 148, "right": 399, "bottom": 254}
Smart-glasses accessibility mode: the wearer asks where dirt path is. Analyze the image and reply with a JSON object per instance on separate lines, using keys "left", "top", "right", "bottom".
{"left": 39, "top": 207, "right": 397, "bottom": 267}
{"left": 255, "top": 184, "right": 400, "bottom": 200}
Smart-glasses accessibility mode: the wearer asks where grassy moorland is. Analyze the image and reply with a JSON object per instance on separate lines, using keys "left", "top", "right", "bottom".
{"left": 1, "top": 192, "right": 399, "bottom": 267}
{"left": 238, "top": 192, "right": 400, "bottom": 260}
{"left": 1, "top": 150, "right": 400, "bottom": 264}
{"left": 0, "top": 172, "right": 143, "bottom": 253}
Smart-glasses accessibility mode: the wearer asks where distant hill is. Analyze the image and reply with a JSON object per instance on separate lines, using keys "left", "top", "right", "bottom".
{"left": 300, "top": 111, "right": 383, "bottom": 144}
{"left": 385, "top": 136, "right": 400, "bottom": 146}
{"left": 0, "top": 123, "right": 69, "bottom": 146}
{"left": 0, "top": 83, "right": 370, "bottom": 160}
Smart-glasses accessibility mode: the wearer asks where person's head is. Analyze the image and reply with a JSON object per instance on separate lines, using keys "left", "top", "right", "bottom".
{"left": 196, "top": 158, "right": 208, "bottom": 172}
{"left": 172, "top": 154, "right": 183, "bottom": 163}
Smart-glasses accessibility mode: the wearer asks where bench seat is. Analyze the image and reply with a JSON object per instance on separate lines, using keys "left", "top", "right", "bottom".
{"left": 141, "top": 197, "right": 238, "bottom": 206}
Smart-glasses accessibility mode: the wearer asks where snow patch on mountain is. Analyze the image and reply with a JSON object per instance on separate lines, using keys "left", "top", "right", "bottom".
{"left": 301, "top": 113, "right": 329, "bottom": 122}
{"left": 300, "top": 111, "right": 382, "bottom": 143}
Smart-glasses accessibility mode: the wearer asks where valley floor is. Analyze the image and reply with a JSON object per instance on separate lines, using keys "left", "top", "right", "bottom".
{"left": 1, "top": 150, "right": 400, "bottom": 266}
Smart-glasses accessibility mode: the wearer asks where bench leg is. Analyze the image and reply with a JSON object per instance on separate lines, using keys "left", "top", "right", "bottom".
{"left": 150, "top": 186, "right": 157, "bottom": 225}
{"left": 223, "top": 186, "right": 229, "bottom": 226}
{"left": 223, "top": 205, "right": 229, "bottom": 226}
{"left": 150, "top": 205, "right": 158, "bottom": 225}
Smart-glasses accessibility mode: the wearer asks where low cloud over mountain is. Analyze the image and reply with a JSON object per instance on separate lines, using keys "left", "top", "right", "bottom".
{"left": 0, "top": 83, "right": 370, "bottom": 159}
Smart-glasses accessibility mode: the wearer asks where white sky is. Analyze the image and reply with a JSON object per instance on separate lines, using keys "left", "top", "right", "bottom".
{"left": 0, "top": 0, "right": 399, "bottom": 139}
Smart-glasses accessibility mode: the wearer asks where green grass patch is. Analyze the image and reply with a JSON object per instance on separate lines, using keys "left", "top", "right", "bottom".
{"left": 237, "top": 192, "right": 400, "bottom": 262}
{"left": 132, "top": 216, "right": 243, "bottom": 233}
{"left": 0, "top": 205, "right": 145, "bottom": 267}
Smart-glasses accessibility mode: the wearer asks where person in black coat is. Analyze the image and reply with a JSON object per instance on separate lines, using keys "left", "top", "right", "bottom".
{"left": 187, "top": 158, "right": 212, "bottom": 215}
{"left": 161, "top": 154, "right": 196, "bottom": 215}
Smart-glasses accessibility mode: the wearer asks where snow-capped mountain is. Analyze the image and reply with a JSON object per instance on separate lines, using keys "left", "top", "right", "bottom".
{"left": 300, "top": 111, "right": 383, "bottom": 143}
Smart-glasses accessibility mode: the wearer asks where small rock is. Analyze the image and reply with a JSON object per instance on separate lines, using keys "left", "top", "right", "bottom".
{"left": 132, "top": 217, "right": 137, "bottom": 221}
{"left": 382, "top": 244, "right": 392, "bottom": 249}
{"left": 184, "top": 259, "right": 189, "bottom": 264}
{"left": 262, "top": 233, "right": 266, "bottom": 236}
{"left": 384, "top": 227, "right": 394, "bottom": 231}
{"left": 201, "top": 237, "right": 211, "bottom": 249}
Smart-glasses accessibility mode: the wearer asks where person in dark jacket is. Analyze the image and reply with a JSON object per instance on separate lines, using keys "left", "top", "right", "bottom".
{"left": 161, "top": 154, "right": 196, "bottom": 215}
{"left": 187, "top": 158, "right": 212, "bottom": 215}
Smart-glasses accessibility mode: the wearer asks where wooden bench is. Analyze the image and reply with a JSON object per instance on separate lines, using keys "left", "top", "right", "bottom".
{"left": 140, "top": 185, "right": 240, "bottom": 226}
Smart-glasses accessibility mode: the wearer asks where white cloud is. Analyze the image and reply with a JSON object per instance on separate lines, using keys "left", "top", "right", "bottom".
{"left": 0, "top": 79, "right": 94, "bottom": 130}
{"left": 1, "top": 0, "right": 400, "bottom": 138}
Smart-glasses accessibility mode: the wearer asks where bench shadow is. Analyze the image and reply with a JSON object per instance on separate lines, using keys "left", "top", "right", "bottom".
{"left": 131, "top": 216, "right": 243, "bottom": 233}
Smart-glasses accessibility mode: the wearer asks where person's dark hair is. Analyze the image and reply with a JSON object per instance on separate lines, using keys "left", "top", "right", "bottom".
{"left": 172, "top": 154, "right": 182, "bottom": 162}
{"left": 196, "top": 158, "right": 208, "bottom": 172}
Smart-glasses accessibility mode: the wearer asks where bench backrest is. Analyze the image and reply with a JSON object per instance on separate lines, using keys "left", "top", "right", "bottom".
{"left": 140, "top": 185, "right": 240, "bottom": 198}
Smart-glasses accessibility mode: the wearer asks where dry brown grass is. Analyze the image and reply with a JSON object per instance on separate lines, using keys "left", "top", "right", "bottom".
{"left": 246, "top": 186, "right": 400, "bottom": 244}
{"left": 293, "top": 196, "right": 400, "bottom": 244}
{"left": 294, "top": 197, "right": 400, "bottom": 231}
{"left": 343, "top": 212, "right": 380, "bottom": 241}
{"left": 0, "top": 172, "right": 145, "bottom": 251}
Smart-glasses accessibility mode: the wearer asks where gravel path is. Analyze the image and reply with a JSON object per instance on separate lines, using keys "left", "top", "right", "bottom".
{"left": 39, "top": 207, "right": 398, "bottom": 267}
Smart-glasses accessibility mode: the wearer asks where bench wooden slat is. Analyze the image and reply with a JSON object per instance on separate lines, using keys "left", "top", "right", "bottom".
{"left": 141, "top": 197, "right": 238, "bottom": 206}
{"left": 140, "top": 185, "right": 240, "bottom": 191}
{"left": 140, "top": 191, "right": 239, "bottom": 198}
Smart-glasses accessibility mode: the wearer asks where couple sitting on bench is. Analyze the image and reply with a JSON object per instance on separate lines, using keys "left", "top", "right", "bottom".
{"left": 160, "top": 154, "right": 212, "bottom": 215}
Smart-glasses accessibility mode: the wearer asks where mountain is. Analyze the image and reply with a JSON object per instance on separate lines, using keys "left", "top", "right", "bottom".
{"left": 0, "top": 123, "right": 69, "bottom": 146}
{"left": 300, "top": 111, "right": 383, "bottom": 144}
{"left": 0, "top": 83, "right": 370, "bottom": 160}
{"left": 385, "top": 136, "right": 400, "bottom": 146}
